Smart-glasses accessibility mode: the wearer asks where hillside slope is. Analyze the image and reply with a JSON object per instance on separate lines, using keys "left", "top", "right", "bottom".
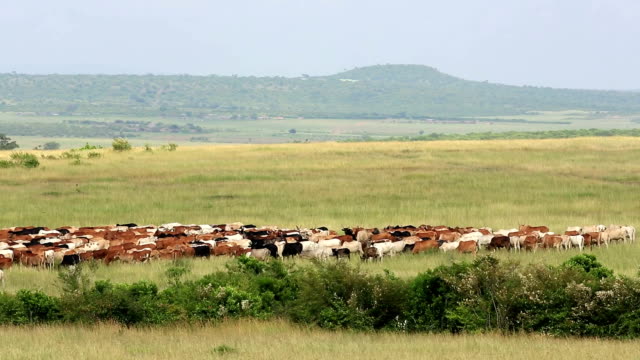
{"left": 1, "top": 64, "right": 639, "bottom": 118}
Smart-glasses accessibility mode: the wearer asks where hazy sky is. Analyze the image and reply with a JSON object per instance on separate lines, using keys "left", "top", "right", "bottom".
{"left": 1, "top": 0, "right": 639, "bottom": 89}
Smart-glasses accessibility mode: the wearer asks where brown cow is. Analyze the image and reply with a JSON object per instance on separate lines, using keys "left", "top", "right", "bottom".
{"left": 457, "top": 240, "right": 477, "bottom": 255}
{"left": 439, "top": 232, "right": 461, "bottom": 242}
{"left": 412, "top": 239, "right": 440, "bottom": 254}
{"left": 519, "top": 225, "right": 550, "bottom": 234}
{"left": 522, "top": 235, "right": 538, "bottom": 252}
{"left": 541, "top": 234, "right": 563, "bottom": 251}
{"left": 0, "top": 257, "right": 12, "bottom": 270}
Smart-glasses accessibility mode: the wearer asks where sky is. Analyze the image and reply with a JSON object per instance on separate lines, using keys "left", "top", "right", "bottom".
{"left": 1, "top": 0, "right": 639, "bottom": 90}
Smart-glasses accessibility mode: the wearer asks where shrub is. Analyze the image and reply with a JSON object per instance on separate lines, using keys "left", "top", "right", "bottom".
{"left": 0, "top": 160, "right": 14, "bottom": 168}
{"left": 87, "top": 151, "right": 101, "bottom": 158}
{"left": 9, "top": 152, "right": 40, "bottom": 168}
{"left": 16, "top": 290, "right": 61, "bottom": 323}
{"left": 563, "top": 254, "right": 614, "bottom": 279}
{"left": 78, "top": 143, "right": 101, "bottom": 151}
{"left": 112, "top": 138, "right": 132, "bottom": 151}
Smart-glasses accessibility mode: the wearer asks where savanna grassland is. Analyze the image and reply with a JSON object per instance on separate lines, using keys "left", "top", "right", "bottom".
{"left": 1, "top": 137, "right": 638, "bottom": 230}
{"left": 2, "top": 320, "right": 640, "bottom": 360}
{"left": 1, "top": 137, "right": 639, "bottom": 359}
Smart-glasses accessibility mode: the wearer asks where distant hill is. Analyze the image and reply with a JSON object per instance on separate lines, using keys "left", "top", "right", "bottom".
{"left": 1, "top": 64, "right": 639, "bottom": 118}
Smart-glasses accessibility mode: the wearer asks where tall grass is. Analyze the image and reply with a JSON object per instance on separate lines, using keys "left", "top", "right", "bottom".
{"left": 0, "top": 137, "right": 638, "bottom": 231}
{"left": 1, "top": 319, "right": 639, "bottom": 360}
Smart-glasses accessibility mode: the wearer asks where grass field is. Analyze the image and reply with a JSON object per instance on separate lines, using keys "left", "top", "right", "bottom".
{"left": 1, "top": 137, "right": 638, "bottom": 230}
{"left": 1, "top": 136, "right": 639, "bottom": 289}
{"left": 1, "top": 137, "right": 639, "bottom": 358}
{"left": 2, "top": 319, "right": 640, "bottom": 360}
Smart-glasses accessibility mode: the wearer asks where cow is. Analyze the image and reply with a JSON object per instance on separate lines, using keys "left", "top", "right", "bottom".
{"left": 282, "top": 242, "right": 303, "bottom": 258}
{"left": 487, "top": 236, "right": 511, "bottom": 251}
{"left": 339, "top": 240, "right": 363, "bottom": 255}
{"left": 622, "top": 226, "right": 636, "bottom": 243}
{"left": 0, "top": 269, "right": 4, "bottom": 288}
{"left": 439, "top": 241, "right": 459, "bottom": 252}
{"left": 412, "top": 239, "right": 440, "bottom": 254}
{"left": 249, "top": 248, "right": 272, "bottom": 261}
{"left": 521, "top": 235, "right": 538, "bottom": 252}
{"left": 519, "top": 225, "right": 550, "bottom": 234}
{"left": 541, "top": 234, "right": 563, "bottom": 251}
{"left": 372, "top": 241, "right": 395, "bottom": 260}
{"left": 331, "top": 248, "right": 351, "bottom": 260}
{"left": 0, "top": 257, "right": 12, "bottom": 270}
{"left": 457, "top": 240, "right": 478, "bottom": 255}
{"left": 192, "top": 245, "right": 211, "bottom": 258}
{"left": 60, "top": 253, "right": 81, "bottom": 267}
{"left": 361, "top": 246, "right": 380, "bottom": 262}
{"left": 604, "top": 228, "right": 627, "bottom": 244}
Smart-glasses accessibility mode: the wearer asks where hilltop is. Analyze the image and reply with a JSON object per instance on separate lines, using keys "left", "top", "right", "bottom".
{"left": 1, "top": 64, "right": 639, "bottom": 118}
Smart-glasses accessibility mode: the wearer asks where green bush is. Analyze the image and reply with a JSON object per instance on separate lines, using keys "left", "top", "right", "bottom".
{"left": 9, "top": 152, "right": 40, "bottom": 168}
{"left": 112, "top": 138, "right": 132, "bottom": 151}
{"left": 16, "top": 290, "right": 61, "bottom": 323}
{"left": 0, "top": 160, "right": 14, "bottom": 168}
{"left": 87, "top": 151, "right": 101, "bottom": 158}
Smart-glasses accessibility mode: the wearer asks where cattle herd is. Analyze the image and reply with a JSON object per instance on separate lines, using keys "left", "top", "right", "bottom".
{"left": 0, "top": 222, "right": 636, "bottom": 271}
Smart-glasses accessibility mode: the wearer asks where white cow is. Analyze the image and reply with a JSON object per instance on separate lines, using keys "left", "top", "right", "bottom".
{"left": 495, "top": 229, "right": 518, "bottom": 237}
{"left": 459, "top": 232, "right": 483, "bottom": 242}
{"left": 605, "top": 228, "right": 627, "bottom": 243}
{"left": 622, "top": 226, "right": 636, "bottom": 243}
{"left": 566, "top": 226, "right": 582, "bottom": 233}
{"left": 0, "top": 249, "right": 14, "bottom": 260}
{"left": 340, "top": 241, "right": 363, "bottom": 255}
{"left": 373, "top": 242, "right": 396, "bottom": 259}
{"left": 478, "top": 235, "right": 493, "bottom": 250}
{"left": 318, "top": 239, "right": 342, "bottom": 248}
{"left": 44, "top": 250, "right": 55, "bottom": 270}
{"left": 570, "top": 235, "right": 584, "bottom": 251}
{"left": 300, "top": 241, "right": 320, "bottom": 254}
{"left": 439, "top": 242, "right": 460, "bottom": 252}
{"left": 306, "top": 247, "right": 332, "bottom": 261}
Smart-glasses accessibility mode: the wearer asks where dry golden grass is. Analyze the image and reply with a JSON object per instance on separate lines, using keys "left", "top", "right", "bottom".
{"left": 1, "top": 319, "right": 639, "bottom": 360}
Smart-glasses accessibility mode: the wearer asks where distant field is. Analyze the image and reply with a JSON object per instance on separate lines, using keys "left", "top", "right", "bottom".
{"left": 1, "top": 136, "right": 638, "bottom": 230}
{"left": 2, "top": 320, "right": 640, "bottom": 360}
{"left": 2, "top": 110, "right": 640, "bottom": 148}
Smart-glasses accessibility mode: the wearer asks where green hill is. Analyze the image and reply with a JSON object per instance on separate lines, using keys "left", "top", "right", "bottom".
{"left": 1, "top": 64, "right": 639, "bottom": 118}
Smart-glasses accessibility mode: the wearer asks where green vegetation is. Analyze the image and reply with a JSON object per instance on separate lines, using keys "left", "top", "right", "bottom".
{"left": 1, "top": 255, "right": 639, "bottom": 339}
{"left": 112, "top": 138, "right": 132, "bottom": 151}
{"left": 1, "top": 152, "right": 40, "bottom": 168}
{"left": 0, "top": 134, "right": 18, "bottom": 150}
{"left": 2, "top": 65, "right": 640, "bottom": 118}
{"left": 355, "top": 128, "right": 640, "bottom": 142}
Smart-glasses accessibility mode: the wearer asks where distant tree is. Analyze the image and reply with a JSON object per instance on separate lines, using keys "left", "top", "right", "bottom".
{"left": 42, "top": 141, "right": 61, "bottom": 150}
{"left": 418, "top": 130, "right": 425, "bottom": 135}
{"left": 0, "top": 134, "right": 19, "bottom": 150}
{"left": 288, "top": 128, "right": 297, "bottom": 134}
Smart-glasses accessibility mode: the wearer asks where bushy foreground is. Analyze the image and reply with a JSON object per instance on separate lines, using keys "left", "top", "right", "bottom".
{"left": 1, "top": 254, "right": 639, "bottom": 338}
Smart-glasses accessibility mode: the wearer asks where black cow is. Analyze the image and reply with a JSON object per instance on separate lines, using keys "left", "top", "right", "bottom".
{"left": 117, "top": 223, "right": 138, "bottom": 227}
{"left": 264, "top": 243, "right": 279, "bottom": 258}
{"left": 342, "top": 228, "right": 354, "bottom": 236}
{"left": 282, "top": 242, "right": 303, "bottom": 257}
{"left": 192, "top": 245, "right": 211, "bottom": 258}
{"left": 403, "top": 243, "right": 415, "bottom": 252}
{"left": 61, "top": 254, "right": 81, "bottom": 266}
{"left": 316, "top": 226, "right": 329, "bottom": 231}
{"left": 10, "top": 227, "right": 46, "bottom": 236}
{"left": 390, "top": 230, "right": 412, "bottom": 238}
{"left": 56, "top": 228, "right": 70, "bottom": 235}
{"left": 332, "top": 248, "right": 351, "bottom": 259}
